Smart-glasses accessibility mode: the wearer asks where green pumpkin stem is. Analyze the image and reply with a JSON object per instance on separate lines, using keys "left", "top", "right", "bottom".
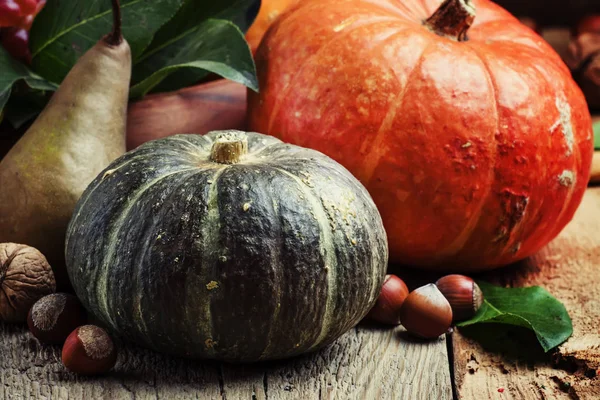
{"left": 424, "top": 0, "right": 475, "bottom": 42}
{"left": 105, "top": 0, "right": 123, "bottom": 46}
{"left": 210, "top": 131, "right": 249, "bottom": 164}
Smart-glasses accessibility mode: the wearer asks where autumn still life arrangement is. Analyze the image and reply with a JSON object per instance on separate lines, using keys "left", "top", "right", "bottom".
{"left": 0, "top": 0, "right": 596, "bottom": 378}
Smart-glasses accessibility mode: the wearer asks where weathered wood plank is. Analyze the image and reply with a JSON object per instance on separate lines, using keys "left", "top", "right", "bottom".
{"left": 453, "top": 187, "right": 600, "bottom": 400}
{"left": 222, "top": 326, "right": 452, "bottom": 400}
{"left": 1, "top": 320, "right": 452, "bottom": 399}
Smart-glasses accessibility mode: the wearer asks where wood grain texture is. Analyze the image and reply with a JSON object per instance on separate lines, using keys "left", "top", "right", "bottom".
{"left": 0, "top": 323, "right": 452, "bottom": 399}
{"left": 453, "top": 187, "right": 600, "bottom": 400}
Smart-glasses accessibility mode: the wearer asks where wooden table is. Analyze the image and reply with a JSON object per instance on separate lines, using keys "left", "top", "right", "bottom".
{"left": 1, "top": 188, "right": 600, "bottom": 400}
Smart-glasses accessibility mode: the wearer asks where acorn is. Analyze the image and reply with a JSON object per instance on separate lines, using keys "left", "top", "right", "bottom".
{"left": 62, "top": 325, "right": 117, "bottom": 375}
{"left": 366, "top": 274, "right": 409, "bottom": 325}
{"left": 399, "top": 284, "right": 453, "bottom": 339}
{"left": 27, "top": 293, "right": 88, "bottom": 344}
{"left": 435, "top": 275, "right": 484, "bottom": 322}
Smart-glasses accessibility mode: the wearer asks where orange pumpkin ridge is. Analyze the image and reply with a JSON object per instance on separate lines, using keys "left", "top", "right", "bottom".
{"left": 247, "top": 0, "right": 594, "bottom": 271}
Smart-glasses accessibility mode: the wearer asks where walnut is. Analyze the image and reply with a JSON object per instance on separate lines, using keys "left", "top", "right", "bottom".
{"left": 0, "top": 243, "right": 56, "bottom": 323}
{"left": 566, "top": 33, "right": 600, "bottom": 110}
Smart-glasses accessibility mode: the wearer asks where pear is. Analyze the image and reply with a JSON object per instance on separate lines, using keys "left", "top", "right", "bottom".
{"left": 0, "top": 0, "right": 131, "bottom": 286}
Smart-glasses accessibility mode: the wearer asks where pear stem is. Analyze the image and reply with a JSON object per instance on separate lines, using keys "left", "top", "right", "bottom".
{"left": 105, "top": 0, "right": 123, "bottom": 46}
{"left": 424, "top": 0, "right": 475, "bottom": 42}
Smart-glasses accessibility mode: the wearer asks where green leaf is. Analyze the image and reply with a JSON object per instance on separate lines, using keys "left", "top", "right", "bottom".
{"left": 4, "top": 88, "right": 52, "bottom": 129}
{"left": 130, "top": 19, "right": 257, "bottom": 98}
{"left": 147, "top": 0, "right": 259, "bottom": 53}
{"left": 29, "top": 0, "right": 183, "bottom": 84}
{"left": 457, "top": 281, "right": 572, "bottom": 352}
{"left": 594, "top": 121, "right": 600, "bottom": 150}
{"left": 234, "top": 0, "right": 261, "bottom": 32}
{"left": 0, "top": 91, "right": 11, "bottom": 116}
{"left": 0, "top": 47, "right": 57, "bottom": 113}
{"left": 1, "top": 0, "right": 259, "bottom": 125}
{"left": 23, "top": 77, "right": 59, "bottom": 92}
{"left": 132, "top": 0, "right": 259, "bottom": 93}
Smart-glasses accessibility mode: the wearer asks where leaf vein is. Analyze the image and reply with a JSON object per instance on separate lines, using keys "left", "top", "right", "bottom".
{"left": 32, "top": 0, "right": 145, "bottom": 58}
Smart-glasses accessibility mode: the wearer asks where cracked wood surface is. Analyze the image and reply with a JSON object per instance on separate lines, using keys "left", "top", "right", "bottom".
{"left": 0, "top": 321, "right": 452, "bottom": 399}
{"left": 2, "top": 131, "right": 598, "bottom": 400}
{"left": 453, "top": 187, "right": 600, "bottom": 400}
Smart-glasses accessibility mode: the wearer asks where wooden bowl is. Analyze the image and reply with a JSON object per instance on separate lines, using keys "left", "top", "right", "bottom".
{"left": 1, "top": 79, "right": 248, "bottom": 158}
{"left": 126, "top": 79, "right": 248, "bottom": 150}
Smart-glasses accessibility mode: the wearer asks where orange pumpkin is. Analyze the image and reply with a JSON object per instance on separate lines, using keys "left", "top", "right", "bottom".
{"left": 245, "top": 0, "right": 297, "bottom": 54}
{"left": 248, "top": 0, "right": 594, "bottom": 271}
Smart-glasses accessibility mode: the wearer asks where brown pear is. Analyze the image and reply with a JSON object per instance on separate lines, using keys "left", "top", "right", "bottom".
{"left": 0, "top": 0, "right": 131, "bottom": 286}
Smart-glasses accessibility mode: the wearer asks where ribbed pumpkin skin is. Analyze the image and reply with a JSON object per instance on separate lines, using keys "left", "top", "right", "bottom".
{"left": 247, "top": 0, "right": 594, "bottom": 270}
{"left": 65, "top": 131, "right": 388, "bottom": 362}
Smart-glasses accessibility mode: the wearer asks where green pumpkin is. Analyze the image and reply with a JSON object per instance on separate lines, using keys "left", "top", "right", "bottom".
{"left": 66, "top": 130, "right": 388, "bottom": 362}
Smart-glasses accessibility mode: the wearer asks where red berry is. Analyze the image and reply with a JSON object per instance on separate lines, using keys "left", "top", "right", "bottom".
{"left": 0, "top": 0, "right": 22, "bottom": 27}
{"left": 15, "top": 0, "right": 37, "bottom": 15}
{"left": 16, "top": 14, "right": 32, "bottom": 30}
{"left": 0, "top": 27, "right": 31, "bottom": 64}
{"left": 33, "top": 0, "right": 44, "bottom": 15}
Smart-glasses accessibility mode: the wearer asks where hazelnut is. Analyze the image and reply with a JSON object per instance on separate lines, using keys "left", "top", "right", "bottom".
{"left": 435, "top": 274, "right": 484, "bottom": 322}
{"left": 399, "top": 284, "right": 452, "bottom": 339}
{"left": 62, "top": 325, "right": 117, "bottom": 375}
{"left": 0, "top": 243, "right": 56, "bottom": 322}
{"left": 366, "top": 274, "right": 409, "bottom": 325}
{"left": 27, "top": 293, "right": 87, "bottom": 344}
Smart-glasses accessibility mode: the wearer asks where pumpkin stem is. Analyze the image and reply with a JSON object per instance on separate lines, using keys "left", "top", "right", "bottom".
{"left": 105, "top": 0, "right": 123, "bottom": 46}
{"left": 210, "top": 130, "right": 249, "bottom": 164}
{"left": 424, "top": 0, "right": 475, "bottom": 42}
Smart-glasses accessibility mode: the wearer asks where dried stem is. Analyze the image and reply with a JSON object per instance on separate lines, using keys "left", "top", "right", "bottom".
{"left": 424, "top": 0, "right": 476, "bottom": 42}
{"left": 105, "top": 0, "right": 123, "bottom": 46}
{"left": 209, "top": 131, "right": 249, "bottom": 164}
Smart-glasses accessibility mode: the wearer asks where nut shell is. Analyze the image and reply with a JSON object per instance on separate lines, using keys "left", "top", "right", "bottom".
{"left": 366, "top": 274, "right": 409, "bottom": 325}
{"left": 27, "top": 293, "right": 87, "bottom": 344}
{"left": 62, "top": 325, "right": 117, "bottom": 375}
{"left": 435, "top": 275, "right": 483, "bottom": 322}
{"left": 399, "top": 284, "right": 452, "bottom": 339}
{"left": 0, "top": 243, "right": 56, "bottom": 322}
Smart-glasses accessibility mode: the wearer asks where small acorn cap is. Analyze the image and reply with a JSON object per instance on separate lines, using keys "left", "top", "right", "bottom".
{"left": 435, "top": 275, "right": 484, "bottom": 322}
{"left": 62, "top": 325, "right": 117, "bottom": 375}
{"left": 399, "top": 284, "right": 453, "bottom": 339}
{"left": 27, "top": 293, "right": 87, "bottom": 344}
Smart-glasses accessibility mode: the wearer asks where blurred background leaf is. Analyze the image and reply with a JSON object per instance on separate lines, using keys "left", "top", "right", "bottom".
{"left": 0, "top": 46, "right": 56, "bottom": 111}
{"left": 1, "top": 0, "right": 260, "bottom": 128}
{"left": 29, "top": 0, "right": 184, "bottom": 83}
{"left": 131, "top": 19, "right": 256, "bottom": 97}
